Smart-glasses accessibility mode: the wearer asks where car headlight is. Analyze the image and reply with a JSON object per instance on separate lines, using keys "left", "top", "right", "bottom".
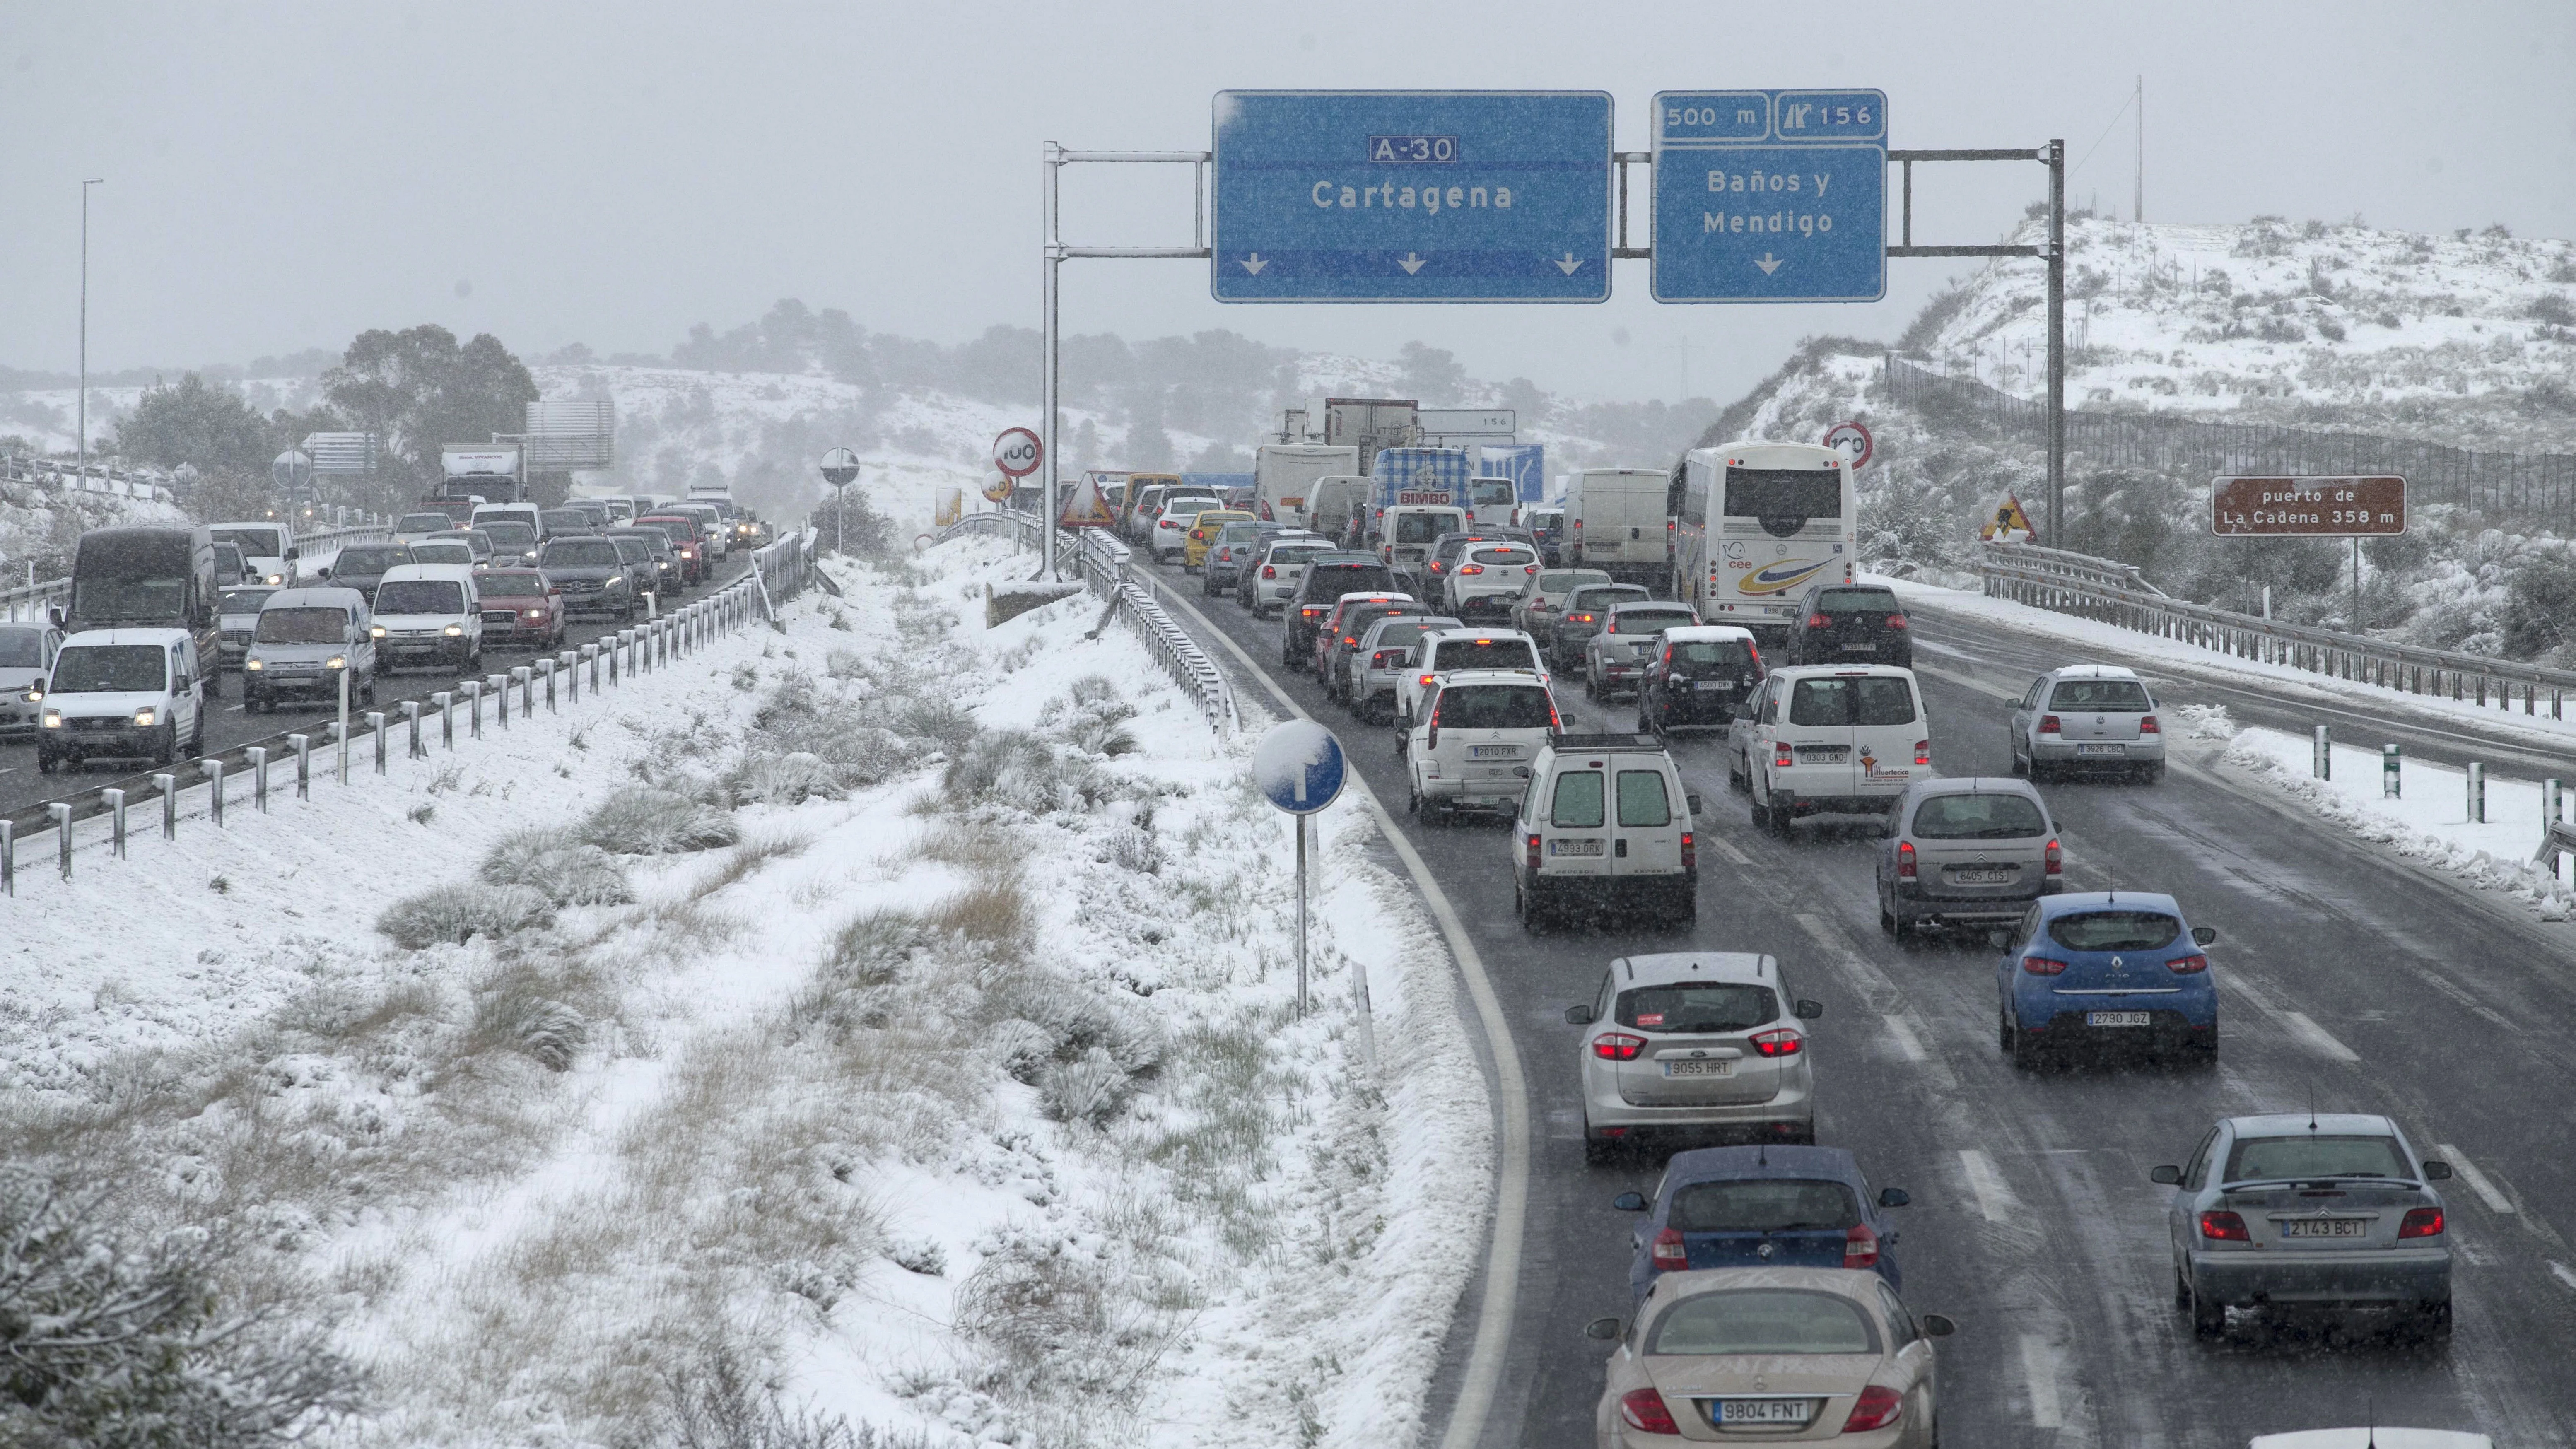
{"left": 42, "top": 711, "right": 63, "bottom": 728}
{"left": 371, "top": 625, "right": 386, "bottom": 638}
{"left": 133, "top": 708, "right": 156, "bottom": 727}
{"left": 266, "top": 573, "right": 284, "bottom": 585}
{"left": 23, "top": 688, "right": 42, "bottom": 703}
{"left": 244, "top": 658, "right": 264, "bottom": 671}
{"left": 326, "top": 656, "right": 346, "bottom": 670}
{"left": 444, "top": 624, "right": 464, "bottom": 636}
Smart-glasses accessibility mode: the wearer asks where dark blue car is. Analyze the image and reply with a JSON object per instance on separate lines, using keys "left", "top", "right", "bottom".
{"left": 1996, "top": 891, "right": 2219, "bottom": 1068}
{"left": 1612, "top": 1145, "right": 1909, "bottom": 1307}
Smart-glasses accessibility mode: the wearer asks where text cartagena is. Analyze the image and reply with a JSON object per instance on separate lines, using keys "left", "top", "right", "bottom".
{"left": 1311, "top": 180, "right": 1515, "bottom": 214}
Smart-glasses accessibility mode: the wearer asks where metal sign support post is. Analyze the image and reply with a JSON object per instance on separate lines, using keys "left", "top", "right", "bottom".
{"left": 1041, "top": 142, "right": 1211, "bottom": 583}
{"left": 1295, "top": 811, "right": 1309, "bottom": 1017}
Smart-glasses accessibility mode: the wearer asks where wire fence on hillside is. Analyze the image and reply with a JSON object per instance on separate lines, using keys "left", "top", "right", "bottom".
{"left": 1883, "top": 356, "right": 2576, "bottom": 528}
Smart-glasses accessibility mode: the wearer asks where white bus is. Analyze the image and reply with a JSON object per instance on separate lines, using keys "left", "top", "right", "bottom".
{"left": 1673, "top": 441, "right": 1856, "bottom": 641}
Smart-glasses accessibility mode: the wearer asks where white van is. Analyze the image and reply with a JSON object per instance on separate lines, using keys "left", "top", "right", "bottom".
{"left": 35, "top": 627, "right": 208, "bottom": 771}
{"left": 210, "top": 520, "right": 299, "bottom": 587}
{"left": 1727, "top": 665, "right": 1930, "bottom": 837}
{"left": 1378, "top": 505, "right": 1469, "bottom": 576}
{"left": 1404, "top": 669, "right": 1562, "bottom": 823}
{"left": 1253, "top": 444, "right": 1359, "bottom": 528}
{"left": 1465, "top": 475, "right": 1520, "bottom": 528}
{"left": 1307, "top": 476, "right": 1371, "bottom": 547}
{"left": 369, "top": 563, "right": 484, "bottom": 675}
{"left": 1510, "top": 733, "right": 1700, "bottom": 928}
{"left": 1561, "top": 469, "right": 1670, "bottom": 583}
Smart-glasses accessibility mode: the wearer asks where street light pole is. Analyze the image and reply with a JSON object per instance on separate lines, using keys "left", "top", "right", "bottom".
{"left": 79, "top": 178, "right": 104, "bottom": 486}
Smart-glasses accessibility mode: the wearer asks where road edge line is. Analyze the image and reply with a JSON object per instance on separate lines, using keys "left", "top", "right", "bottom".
{"left": 1151, "top": 582, "right": 1529, "bottom": 1449}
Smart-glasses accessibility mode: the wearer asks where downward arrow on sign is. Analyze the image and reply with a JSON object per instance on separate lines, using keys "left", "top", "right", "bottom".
{"left": 1240, "top": 254, "right": 1268, "bottom": 275}
{"left": 1555, "top": 253, "right": 1584, "bottom": 275}
{"left": 1754, "top": 253, "right": 1784, "bottom": 275}
{"left": 1397, "top": 253, "right": 1427, "bottom": 275}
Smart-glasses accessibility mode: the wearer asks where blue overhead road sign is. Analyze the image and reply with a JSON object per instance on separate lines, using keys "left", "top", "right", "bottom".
{"left": 1212, "top": 91, "right": 1613, "bottom": 302}
{"left": 1652, "top": 89, "right": 1887, "bottom": 303}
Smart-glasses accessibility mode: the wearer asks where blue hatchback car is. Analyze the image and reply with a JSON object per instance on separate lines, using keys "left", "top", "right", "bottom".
{"left": 1611, "top": 1145, "right": 1910, "bottom": 1307}
{"left": 1996, "top": 891, "right": 2218, "bottom": 1067}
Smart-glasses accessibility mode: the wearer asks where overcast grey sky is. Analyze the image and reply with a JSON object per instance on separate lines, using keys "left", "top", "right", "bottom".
{"left": 6, "top": 1, "right": 2573, "bottom": 405}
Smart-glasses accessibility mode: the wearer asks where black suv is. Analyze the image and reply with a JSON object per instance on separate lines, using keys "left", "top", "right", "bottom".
{"left": 1785, "top": 583, "right": 1912, "bottom": 667}
{"left": 1282, "top": 554, "right": 1399, "bottom": 669}
{"left": 1637, "top": 627, "right": 1765, "bottom": 734}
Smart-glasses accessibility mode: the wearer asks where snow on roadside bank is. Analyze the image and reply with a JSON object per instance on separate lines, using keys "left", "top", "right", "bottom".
{"left": 0, "top": 538, "right": 1488, "bottom": 1448}
{"left": 2195, "top": 708, "right": 2576, "bottom": 923}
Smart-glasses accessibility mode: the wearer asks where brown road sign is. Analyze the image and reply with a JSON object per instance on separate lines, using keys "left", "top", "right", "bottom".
{"left": 2209, "top": 476, "right": 2406, "bottom": 536}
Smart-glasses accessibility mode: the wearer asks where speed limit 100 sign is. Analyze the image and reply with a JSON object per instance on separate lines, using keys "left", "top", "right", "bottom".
{"left": 991, "top": 427, "right": 1043, "bottom": 479}
{"left": 1823, "top": 421, "right": 1873, "bottom": 470}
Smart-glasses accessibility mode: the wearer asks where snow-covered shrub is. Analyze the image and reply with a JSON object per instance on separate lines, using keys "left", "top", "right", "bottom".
{"left": 0, "top": 1168, "right": 365, "bottom": 1446}
{"left": 1040, "top": 675, "right": 1139, "bottom": 758}
{"left": 581, "top": 786, "right": 739, "bottom": 855}
{"left": 885, "top": 1234, "right": 948, "bottom": 1276}
{"left": 377, "top": 882, "right": 554, "bottom": 948}
{"left": 658, "top": 1345, "right": 873, "bottom": 1449}
{"left": 942, "top": 730, "right": 1118, "bottom": 815}
{"left": 1095, "top": 823, "right": 1163, "bottom": 875}
{"left": 1038, "top": 1047, "right": 1132, "bottom": 1126}
{"left": 952, "top": 1242, "right": 1109, "bottom": 1374}
{"left": 731, "top": 749, "right": 847, "bottom": 805}
{"left": 480, "top": 827, "right": 634, "bottom": 906}
{"left": 470, "top": 981, "right": 587, "bottom": 1072}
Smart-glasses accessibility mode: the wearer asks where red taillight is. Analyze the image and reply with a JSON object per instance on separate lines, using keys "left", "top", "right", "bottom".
{"left": 1775, "top": 742, "right": 1794, "bottom": 769}
{"left": 2044, "top": 837, "right": 2062, "bottom": 875}
{"left": 1342, "top": 635, "right": 1358, "bottom": 646}
{"left": 1526, "top": 832, "right": 1544, "bottom": 872}
{"left": 1419, "top": 673, "right": 1435, "bottom": 687}
{"left": 1371, "top": 650, "right": 1394, "bottom": 668}
{"left": 1304, "top": 606, "right": 1328, "bottom": 618}
{"left": 2199, "top": 1210, "right": 2251, "bottom": 1242}
{"left": 1571, "top": 612, "right": 1594, "bottom": 623}
{"left": 1914, "top": 738, "right": 1931, "bottom": 766}
{"left": 1680, "top": 832, "right": 1696, "bottom": 873}
{"left": 1618, "top": 1389, "right": 1679, "bottom": 1435}
{"left": 2038, "top": 714, "right": 2061, "bottom": 734}
{"left": 1651, "top": 1227, "right": 1689, "bottom": 1271}
{"left": 1458, "top": 564, "right": 1484, "bottom": 575}
{"left": 2167, "top": 953, "right": 2209, "bottom": 974}
{"left": 1592, "top": 1032, "right": 1646, "bottom": 1061}
{"left": 1842, "top": 1385, "right": 1904, "bottom": 1434}
{"left": 1896, "top": 841, "right": 1916, "bottom": 879}
{"left": 1884, "top": 613, "right": 1909, "bottom": 629}
{"left": 1547, "top": 697, "right": 1564, "bottom": 733}
{"left": 1524, "top": 564, "right": 1539, "bottom": 574}
{"left": 2021, "top": 955, "right": 2070, "bottom": 976}
{"left": 1263, "top": 565, "right": 1277, "bottom": 579}
{"left": 1751, "top": 1028, "right": 1802, "bottom": 1058}
{"left": 2399, "top": 1207, "right": 2445, "bottom": 1239}
{"left": 1807, "top": 612, "right": 1831, "bottom": 628}
{"left": 1842, "top": 1222, "right": 1881, "bottom": 1269}
{"left": 2139, "top": 714, "right": 2160, "bottom": 733}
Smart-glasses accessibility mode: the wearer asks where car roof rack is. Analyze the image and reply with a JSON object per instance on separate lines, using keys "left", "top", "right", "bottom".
{"left": 1548, "top": 731, "right": 1662, "bottom": 750}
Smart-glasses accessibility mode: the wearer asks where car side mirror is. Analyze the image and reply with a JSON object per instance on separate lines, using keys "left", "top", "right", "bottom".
{"left": 1686, "top": 792, "right": 1703, "bottom": 816}
{"left": 1583, "top": 1317, "right": 1623, "bottom": 1342}
{"left": 316, "top": 566, "right": 331, "bottom": 579}
{"left": 1792, "top": 998, "right": 1823, "bottom": 1021}
{"left": 2422, "top": 1160, "right": 2453, "bottom": 1181}
{"left": 285, "top": 545, "right": 301, "bottom": 559}
{"left": 1563, "top": 1003, "right": 1597, "bottom": 1026}
{"left": 1920, "top": 1314, "right": 1957, "bottom": 1338}
{"left": 1877, "top": 1187, "right": 1910, "bottom": 1208}
{"left": 2191, "top": 926, "right": 2217, "bottom": 946}
{"left": 2149, "top": 1165, "right": 2183, "bottom": 1185}
{"left": 1987, "top": 929, "right": 2013, "bottom": 951}
{"left": 1611, "top": 1191, "right": 1649, "bottom": 1212}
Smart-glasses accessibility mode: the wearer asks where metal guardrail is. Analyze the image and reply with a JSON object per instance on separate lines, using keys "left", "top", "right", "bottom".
{"left": 0, "top": 544, "right": 801, "bottom": 895}
{"left": 935, "top": 509, "right": 1242, "bottom": 735}
{"left": 2539, "top": 818, "right": 2576, "bottom": 874}
{"left": 1976, "top": 542, "right": 2575, "bottom": 720}
{"left": 1, "top": 455, "right": 179, "bottom": 503}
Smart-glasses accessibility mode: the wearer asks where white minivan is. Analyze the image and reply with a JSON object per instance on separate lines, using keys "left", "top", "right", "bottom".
{"left": 1560, "top": 469, "right": 1669, "bottom": 583}
{"left": 210, "top": 520, "right": 299, "bottom": 588}
{"left": 369, "top": 563, "right": 484, "bottom": 675}
{"left": 1727, "top": 665, "right": 1931, "bottom": 837}
{"left": 1510, "top": 733, "right": 1700, "bottom": 928}
{"left": 1403, "top": 669, "right": 1562, "bottom": 823}
{"left": 35, "top": 627, "right": 208, "bottom": 771}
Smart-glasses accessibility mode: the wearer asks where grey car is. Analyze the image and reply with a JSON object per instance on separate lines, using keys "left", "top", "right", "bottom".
{"left": 1549, "top": 581, "right": 1650, "bottom": 670}
{"left": 1508, "top": 566, "right": 1611, "bottom": 637}
{"left": 215, "top": 586, "right": 277, "bottom": 673}
{"left": 0, "top": 620, "right": 63, "bottom": 738}
{"left": 1582, "top": 600, "right": 1700, "bottom": 702}
{"left": 2009, "top": 663, "right": 2167, "bottom": 783}
{"left": 317, "top": 542, "right": 412, "bottom": 603}
{"left": 243, "top": 586, "right": 378, "bottom": 711}
{"left": 1345, "top": 613, "right": 1460, "bottom": 722}
{"left": 2151, "top": 1113, "right": 2454, "bottom": 1342}
{"left": 1875, "top": 777, "right": 2060, "bottom": 939}
{"left": 536, "top": 537, "right": 641, "bottom": 620}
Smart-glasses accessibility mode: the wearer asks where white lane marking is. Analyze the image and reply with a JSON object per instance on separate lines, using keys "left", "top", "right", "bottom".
{"left": 1959, "top": 1149, "right": 2021, "bottom": 1225}
{"left": 2550, "top": 1261, "right": 2576, "bottom": 1293}
{"left": 1795, "top": 911, "right": 1845, "bottom": 956}
{"left": 1705, "top": 834, "right": 1753, "bottom": 867}
{"left": 2282, "top": 1010, "right": 2361, "bottom": 1063}
{"left": 1151, "top": 579, "right": 1529, "bottom": 1449}
{"left": 2436, "top": 1145, "right": 2516, "bottom": 1214}
{"left": 1883, "top": 1014, "right": 1926, "bottom": 1063}
{"left": 2018, "top": 1332, "right": 2064, "bottom": 1429}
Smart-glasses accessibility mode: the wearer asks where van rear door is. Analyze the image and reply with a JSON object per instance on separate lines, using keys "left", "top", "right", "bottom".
{"left": 1850, "top": 672, "right": 1926, "bottom": 791}
{"left": 1609, "top": 763, "right": 1683, "bottom": 878}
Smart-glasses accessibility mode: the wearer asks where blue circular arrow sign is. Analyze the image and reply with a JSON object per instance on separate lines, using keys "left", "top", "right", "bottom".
{"left": 1254, "top": 719, "right": 1346, "bottom": 815}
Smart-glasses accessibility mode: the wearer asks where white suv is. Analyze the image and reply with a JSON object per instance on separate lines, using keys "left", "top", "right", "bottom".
{"left": 1510, "top": 733, "right": 1699, "bottom": 929}
{"left": 1403, "top": 669, "right": 1562, "bottom": 823}
{"left": 1440, "top": 541, "right": 1541, "bottom": 616}
{"left": 1727, "top": 665, "right": 1930, "bottom": 837}
{"left": 1397, "top": 628, "right": 1548, "bottom": 727}
{"left": 1562, "top": 952, "right": 1823, "bottom": 1162}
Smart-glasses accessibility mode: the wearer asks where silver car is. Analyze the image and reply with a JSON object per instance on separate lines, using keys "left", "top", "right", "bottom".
{"left": 1345, "top": 613, "right": 1459, "bottom": 721}
{"left": 1583, "top": 600, "right": 1700, "bottom": 702}
{"left": 1509, "top": 566, "right": 1610, "bottom": 637}
{"left": 2009, "top": 663, "right": 2166, "bottom": 783}
{"left": 2151, "top": 1113, "right": 2454, "bottom": 1342}
{"left": 1563, "top": 952, "right": 1821, "bottom": 1162}
{"left": 1874, "top": 778, "right": 2060, "bottom": 939}
{"left": 1237, "top": 535, "right": 1332, "bottom": 617}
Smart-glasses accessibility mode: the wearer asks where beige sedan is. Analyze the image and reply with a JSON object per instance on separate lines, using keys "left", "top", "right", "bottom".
{"left": 1587, "top": 1267, "right": 1952, "bottom": 1447}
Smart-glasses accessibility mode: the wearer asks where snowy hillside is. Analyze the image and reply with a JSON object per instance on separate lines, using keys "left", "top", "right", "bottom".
{"left": 1921, "top": 216, "right": 2576, "bottom": 452}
